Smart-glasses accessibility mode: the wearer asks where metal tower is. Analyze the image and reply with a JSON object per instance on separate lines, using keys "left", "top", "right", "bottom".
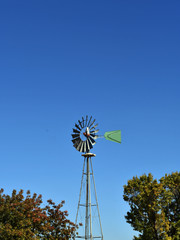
{"left": 74, "top": 153, "right": 103, "bottom": 240}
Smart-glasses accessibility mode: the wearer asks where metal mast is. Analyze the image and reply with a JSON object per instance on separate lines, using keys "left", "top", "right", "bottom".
{"left": 74, "top": 153, "right": 103, "bottom": 240}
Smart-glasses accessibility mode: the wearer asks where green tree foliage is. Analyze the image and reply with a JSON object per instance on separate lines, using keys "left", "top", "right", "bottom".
{"left": 123, "top": 172, "right": 180, "bottom": 240}
{"left": 0, "top": 189, "right": 78, "bottom": 239}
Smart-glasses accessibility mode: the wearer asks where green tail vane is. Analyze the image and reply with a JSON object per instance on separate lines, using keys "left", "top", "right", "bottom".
{"left": 104, "top": 130, "right": 121, "bottom": 143}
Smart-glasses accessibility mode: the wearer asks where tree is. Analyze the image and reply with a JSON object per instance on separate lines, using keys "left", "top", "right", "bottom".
{"left": 0, "top": 188, "right": 78, "bottom": 239}
{"left": 123, "top": 172, "right": 180, "bottom": 240}
{"left": 160, "top": 173, "right": 180, "bottom": 239}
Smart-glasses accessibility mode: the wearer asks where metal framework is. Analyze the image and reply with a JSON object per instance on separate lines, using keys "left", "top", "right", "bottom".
{"left": 74, "top": 153, "right": 103, "bottom": 240}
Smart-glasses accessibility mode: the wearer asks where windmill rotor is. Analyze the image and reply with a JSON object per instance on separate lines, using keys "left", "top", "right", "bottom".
{"left": 72, "top": 116, "right": 99, "bottom": 153}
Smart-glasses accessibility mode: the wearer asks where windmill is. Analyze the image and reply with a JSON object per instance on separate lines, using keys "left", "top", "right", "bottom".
{"left": 72, "top": 116, "right": 121, "bottom": 240}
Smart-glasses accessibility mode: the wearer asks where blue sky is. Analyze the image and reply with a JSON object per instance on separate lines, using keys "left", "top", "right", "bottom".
{"left": 0, "top": 1, "right": 180, "bottom": 239}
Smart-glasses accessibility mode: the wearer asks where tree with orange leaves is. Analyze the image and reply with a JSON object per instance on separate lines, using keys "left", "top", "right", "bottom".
{"left": 0, "top": 188, "right": 78, "bottom": 239}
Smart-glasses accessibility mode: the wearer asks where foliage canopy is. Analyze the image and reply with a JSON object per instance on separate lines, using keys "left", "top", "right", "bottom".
{"left": 0, "top": 189, "right": 78, "bottom": 239}
{"left": 123, "top": 172, "right": 180, "bottom": 240}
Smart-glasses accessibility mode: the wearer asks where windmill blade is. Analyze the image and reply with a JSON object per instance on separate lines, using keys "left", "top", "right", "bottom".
{"left": 72, "top": 137, "right": 81, "bottom": 144}
{"left": 81, "top": 117, "right": 85, "bottom": 128}
{"left": 72, "top": 133, "right": 80, "bottom": 139}
{"left": 80, "top": 141, "right": 85, "bottom": 152}
{"left": 90, "top": 133, "right": 100, "bottom": 140}
{"left": 89, "top": 119, "right": 96, "bottom": 128}
{"left": 78, "top": 120, "right": 83, "bottom": 128}
{"left": 90, "top": 129, "right": 99, "bottom": 134}
{"left": 90, "top": 133, "right": 96, "bottom": 138}
{"left": 86, "top": 139, "right": 90, "bottom": 152}
{"left": 87, "top": 138, "right": 93, "bottom": 149}
{"left": 89, "top": 135, "right": 96, "bottom": 145}
{"left": 82, "top": 141, "right": 87, "bottom": 153}
{"left": 90, "top": 123, "right": 98, "bottom": 130}
{"left": 92, "top": 135, "right": 99, "bottom": 139}
{"left": 87, "top": 116, "right": 92, "bottom": 127}
{"left": 104, "top": 130, "right": 121, "bottom": 143}
{"left": 75, "top": 123, "right": 81, "bottom": 131}
{"left": 73, "top": 138, "right": 81, "bottom": 148}
{"left": 85, "top": 115, "right": 88, "bottom": 127}
{"left": 73, "top": 128, "right": 80, "bottom": 134}
{"left": 77, "top": 140, "right": 83, "bottom": 151}
{"left": 83, "top": 141, "right": 87, "bottom": 153}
